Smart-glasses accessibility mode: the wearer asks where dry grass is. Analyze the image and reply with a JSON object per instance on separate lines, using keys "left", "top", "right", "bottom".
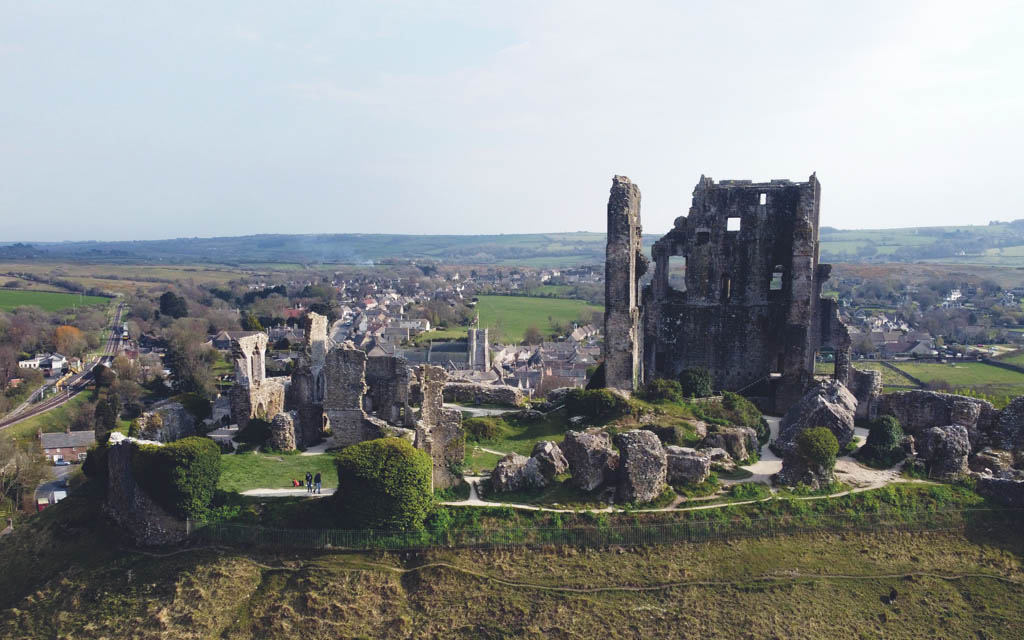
{"left": 2, "top": 489, "right": 1022, "bottom": 639}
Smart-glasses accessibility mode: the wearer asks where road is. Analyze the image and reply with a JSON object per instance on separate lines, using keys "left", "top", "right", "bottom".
{"left": 0, "top": 302, "right": 126, "bottom": 431}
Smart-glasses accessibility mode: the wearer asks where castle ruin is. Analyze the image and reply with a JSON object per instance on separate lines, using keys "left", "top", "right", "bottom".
{"left": 605, "top": 174, "right": 856, "bottom": 413}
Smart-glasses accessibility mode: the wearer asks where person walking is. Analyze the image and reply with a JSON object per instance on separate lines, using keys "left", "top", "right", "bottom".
{"left": 314, "top": 472, "right": 322, "bottom": 494}
{"left": 305, "top": 471, "right": 313, "bottom": 494}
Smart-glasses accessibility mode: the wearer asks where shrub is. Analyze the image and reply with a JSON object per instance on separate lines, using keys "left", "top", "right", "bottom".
{"left": 641, "top": 378, "right": 683, "bottom": 403}
{"left": 796, "top": 427, "right": 839, "bottom": 471}
{"left": 679, "top": 367, "right": 713, "bottom": 398}
{"left": 564, "top": 389, "right": 631, "bottom": 420}
{"left": 858, "top": 415, "right": 905, "bottom": 468}
{"left": 132, "top": 436, "right": 222, "bottom": 520}
{"left": 334, "top": 437, "right": 433, "bottom": 531}
{"left": 464, "top": 417, "right": 505, "bottom": 443}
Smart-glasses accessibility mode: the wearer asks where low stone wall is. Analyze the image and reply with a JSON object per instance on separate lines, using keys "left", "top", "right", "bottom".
{"left": 443, "top": 382, "right": 526, "bottom": 407}
{"left": 976, "top": 477, "right": 1024, "bottom": 508}
{"left": 877, "top": 390, "right": 995, "bottom": 446}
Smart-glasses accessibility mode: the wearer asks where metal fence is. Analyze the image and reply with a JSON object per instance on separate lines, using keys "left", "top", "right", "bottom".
{"left": 187, "top": 508, "right": 1022, "bottom": 552}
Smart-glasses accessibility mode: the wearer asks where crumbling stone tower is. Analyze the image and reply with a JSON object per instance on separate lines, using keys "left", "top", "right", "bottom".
{"left": 604, "top": 174, "right": 851, "bottom": 414}
{"left": 285, "top": 312, "right": 329, "bottom": 446}
{"left": 230, "top": 332, "right": 285, "bottom": 430}
{"left": 603, "top": 176, "right": 647, "bottom": 395}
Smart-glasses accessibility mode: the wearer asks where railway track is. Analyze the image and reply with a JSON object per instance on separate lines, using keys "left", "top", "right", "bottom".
{"left": 0, "top": 303, "right": 126, "bottom": 431}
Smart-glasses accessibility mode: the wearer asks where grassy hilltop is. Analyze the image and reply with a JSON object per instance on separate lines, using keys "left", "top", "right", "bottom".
{"left": 2, "top": 485, "right": 1023, "bottom": 639}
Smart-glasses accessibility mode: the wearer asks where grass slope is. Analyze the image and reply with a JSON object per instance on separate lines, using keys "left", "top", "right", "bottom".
{"left": 1, "top": 488, "right": 1022, "bottom": 639}
{"left": 0, "top": 289, "right": 108, "bottom": 312}
{"left": 475, "top": 295, "right": 603, "bottom": 343}
{"left": 218, "top": 452, "right": 339, "bottom": 493}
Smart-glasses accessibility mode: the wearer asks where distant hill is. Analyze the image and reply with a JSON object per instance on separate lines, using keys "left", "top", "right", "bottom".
{"left": 4, "top": 220, "right": 1024, "bottom": 267}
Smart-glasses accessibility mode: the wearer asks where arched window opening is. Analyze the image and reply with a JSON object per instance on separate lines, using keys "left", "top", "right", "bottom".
{"left": 770, "top": 266, "right": 784, "bottom": 291}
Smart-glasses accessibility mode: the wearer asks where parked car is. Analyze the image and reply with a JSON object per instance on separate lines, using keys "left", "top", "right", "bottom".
{"left": 54, "top": 460, "right": 71, "bottom": 466}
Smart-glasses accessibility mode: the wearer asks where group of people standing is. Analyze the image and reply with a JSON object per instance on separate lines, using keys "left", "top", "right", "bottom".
{"left": 292, "top": 472, "right": 322, "bottom": 493}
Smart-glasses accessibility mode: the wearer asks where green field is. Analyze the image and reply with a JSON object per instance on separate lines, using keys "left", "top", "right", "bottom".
{"left": 888, "top": 361, "right": 1024, "bottom": 400}
{"left": 0, "top": 289, "right": 109, "bottom": 312}
{"left": 998, "top": 351, "right": 1024, "bottom": 367}
{"left": 217, "top": 451, "right": 339, "bottom": 493}
{"left": 476, "top": 295, "right": 603, "bottom": 343}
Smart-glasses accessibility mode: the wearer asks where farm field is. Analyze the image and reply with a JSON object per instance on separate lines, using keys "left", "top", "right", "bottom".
{"left": 0, "top": 289, "right": 109, "bottom": 312}
{"left": 475, "top": 295, "right": 603, "bottom": 343}
{"left": 887, "top": 361, "right": 1024, "bottom": 404}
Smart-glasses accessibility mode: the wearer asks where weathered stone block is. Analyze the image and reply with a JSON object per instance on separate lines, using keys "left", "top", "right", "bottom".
{"left": 531, "top": 440, "right": 568, "bottom": 478}
{"left": 561, "top": 429, "right": 619, "bottom": 491}
{"left": 442, "top": 382, "right": 525, "bottom": 407}
{"left": 916, "top": 425, "right": 971, "bottom": 479}
{"left": 491, "top": 454, "right": 547, "bottom": 492}
{"left": 135, "top": 402, "right": 196, "bottom": 443}
{"left": 269, "top": 411, "right": 297, "bottom": 451}
{"left": 665, "top": 446, "right": 711, "bottom": 485}
{"left": 613, "top": 429, "right": 667, "bottom": 504}
{"left": 703, "top": 426, "right": 758, "bottom": 462}
{"left": 777, "top": 380, "right": 857, "bottom": 452}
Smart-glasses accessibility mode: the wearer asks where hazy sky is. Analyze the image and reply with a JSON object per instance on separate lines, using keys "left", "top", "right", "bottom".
{"left": 2, "top": 1, "right": 1022, "bottom": 241}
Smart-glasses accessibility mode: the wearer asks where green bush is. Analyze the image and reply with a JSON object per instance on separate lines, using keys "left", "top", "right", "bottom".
{"left": 564, "top": 389, "right": 631, "bottom": 420}
{"left": 132, "top": 436, "right": 222, "bottom": 520}
{"left": 464, "top": 417, "right": 505, "bottom": 443}
{"left": 796, "top": 427, "right": 839, "bottom": 471}
{"left": 334, "top": 437, "right": 433, "bottom": 531}
{"left": 858, "top": 415, "right": 905, "bottom": 469}
{"left": 679, "top": 367, "right": 713, "bottom": 398}
{"left": 641, "top": 378, "right": 683, "bottom": 403}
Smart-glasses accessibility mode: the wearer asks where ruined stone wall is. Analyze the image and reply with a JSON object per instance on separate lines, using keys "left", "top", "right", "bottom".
{"left": 103, "top": 433, "right": 187, "bottom": 546}
{"left": 230, "top": 378, "right": 286, "bottom": 431}
{"left": 232, "top": 333, "right": 268, "bottom": 388}
{"left": 283, "top": 312, "right": 329, "bottom": 448}
{"left": 639, "top": 174, "right": 842, "bottom": 413}
{"left": 849, "top": 368, "right": 882, "bottom": 420}
{"left": 323, "top": 344, "right": 384, "bottom": 446}
{"left": 134, "top": 402, "right": 197, "bottom": 443}
{"left": 442, "top": 382, "right": 526, "bottom": 407}
{"left": 877, "top": 390, "right": 996, "bottom": 448}
{"left": 415, "top": 365, "right": 465, "bottom": 489}
{"left": 366, "top": 354, "right": 413, "bottom": 426}
{"left": 604, "top": 175, "right": 645, "bottom": 394}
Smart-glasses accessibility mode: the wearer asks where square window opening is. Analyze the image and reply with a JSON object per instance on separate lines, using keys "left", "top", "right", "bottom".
{"left": 667, "top": 255, "right": 687, "bottom": 292}
{"left": 727, "top": 217, "right": 741, "bottom": 232}
{"left": 770, "top": 267, "right": 784, "bottom": 291}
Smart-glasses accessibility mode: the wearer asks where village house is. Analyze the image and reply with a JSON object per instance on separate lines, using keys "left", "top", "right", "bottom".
{"left": 39, "top": 430, "right": 96, "bottom": 464}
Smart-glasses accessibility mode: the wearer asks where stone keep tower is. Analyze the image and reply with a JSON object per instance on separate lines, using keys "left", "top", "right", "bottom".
{"left": 603, "top": 176, "right": 647, "bottom": 395}
{"left": 637, "top": 174, "right": 851, "bottom": 413}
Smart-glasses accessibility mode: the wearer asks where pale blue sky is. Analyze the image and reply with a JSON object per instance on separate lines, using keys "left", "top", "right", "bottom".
{"left": 1, "top": 1, "right": 1021, "bottom": 241}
